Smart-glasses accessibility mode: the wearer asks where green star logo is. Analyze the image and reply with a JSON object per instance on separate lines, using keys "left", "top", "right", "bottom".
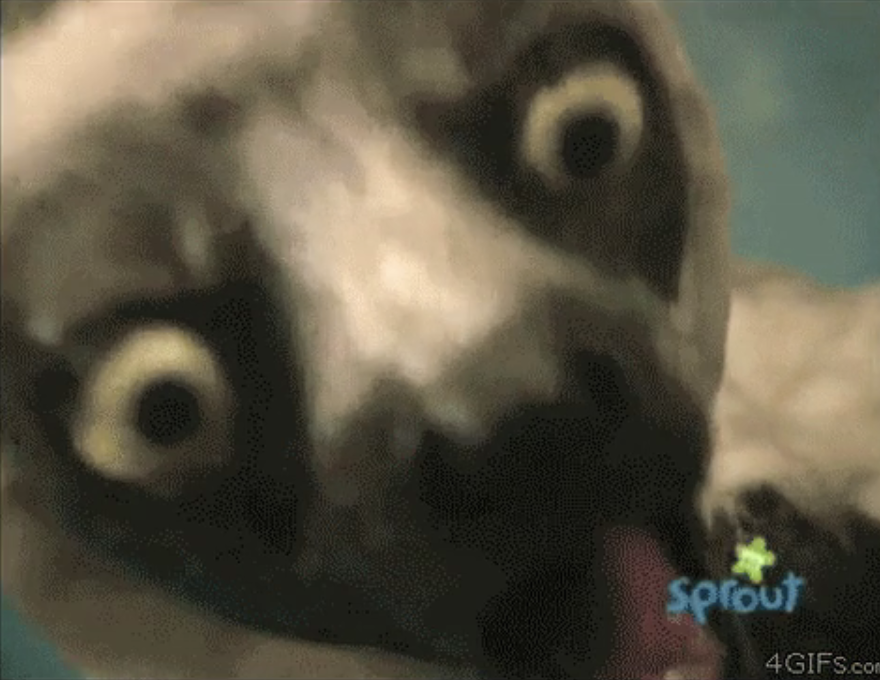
{"left": 731, "top": 536, "right": 777, "bottom": 585}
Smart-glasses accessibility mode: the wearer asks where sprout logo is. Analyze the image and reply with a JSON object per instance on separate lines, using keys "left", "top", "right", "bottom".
{"left": 666, "top": 536, "right": 806, "bottom": 624}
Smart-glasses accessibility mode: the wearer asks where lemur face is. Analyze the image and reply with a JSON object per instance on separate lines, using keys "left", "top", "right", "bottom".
{"left": 1, "top": 2, "right": 733, "bottom": 678}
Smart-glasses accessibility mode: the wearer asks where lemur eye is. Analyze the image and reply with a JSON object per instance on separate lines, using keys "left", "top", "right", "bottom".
{"left": 520, "top": 63, "right": 645, "bottom": 186}
{"left": 72, "top": 324, "right": 233, "bottom": 493}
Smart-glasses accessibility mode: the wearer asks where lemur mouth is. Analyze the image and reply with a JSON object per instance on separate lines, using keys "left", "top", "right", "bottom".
{"left": 411, "top": 355, "right": 725, "bottom": 679}
{"left": 469, "top": 524, "right": 722, "bottom": 680}
{"left": 603, "top": 527, "right": 724, "bottom": 680}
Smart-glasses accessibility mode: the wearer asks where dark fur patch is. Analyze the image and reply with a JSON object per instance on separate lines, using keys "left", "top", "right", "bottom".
{"left": 707, "top": 487, "right": 880, "bottom": 679}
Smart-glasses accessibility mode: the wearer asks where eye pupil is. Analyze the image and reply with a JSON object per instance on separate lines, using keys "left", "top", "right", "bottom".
{"left": 135, "top": 379, "right": 203, "bottom": 448}
{"left": 560, "top": 114, "right": 620, "bottom": 179}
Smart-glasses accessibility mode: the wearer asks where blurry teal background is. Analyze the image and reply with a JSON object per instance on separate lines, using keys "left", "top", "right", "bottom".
{"left": 2, "top": 1, "right": 878, "bottom": 678}
{"left": 671, "top": 0, "right": 880, "bottom": 286}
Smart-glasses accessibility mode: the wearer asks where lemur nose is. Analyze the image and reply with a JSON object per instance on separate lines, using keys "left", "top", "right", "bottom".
{"left": 412, "top": 347, "right": 634, "bottom": 509}
{"left": 308, "top": 284, "right": 678, "bottom": 526}
{"left": 412, "top": 286, "right": 657, "bottom": 443}
{"left": 404, "top": 284, "right": 710, "bottom": 523}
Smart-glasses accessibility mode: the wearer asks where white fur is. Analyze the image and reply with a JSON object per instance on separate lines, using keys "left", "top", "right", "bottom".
{"left": 235, "top": 102, "right": 672, "bottom": 445}
{"left": 702, "top": 260, "right": 880, "bottom": 526}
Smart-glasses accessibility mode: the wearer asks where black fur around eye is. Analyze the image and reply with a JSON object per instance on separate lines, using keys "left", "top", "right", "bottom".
{"left": 559, "top": 113, "right": 621, "bottom": 179}
{"left": 32, "top": 361, "right": 79, "bottom": 413}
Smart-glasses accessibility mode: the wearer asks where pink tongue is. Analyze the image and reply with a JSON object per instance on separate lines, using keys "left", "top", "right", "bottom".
{"left": 599, "top": 527, "right": 722, "bottom": 680}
